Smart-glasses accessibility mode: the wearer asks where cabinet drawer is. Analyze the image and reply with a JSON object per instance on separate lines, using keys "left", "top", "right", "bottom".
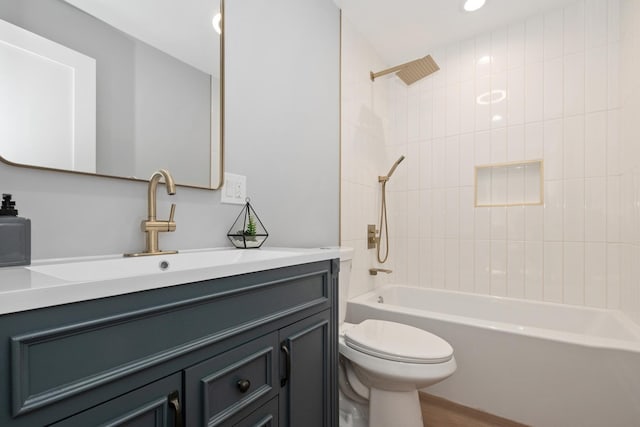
{"left": 185, "top": 332, "right": 278, "bottom": 427}
{"left": 50, "top": 373, "right": 182, "bottom": 427}
{"left": 233, "top": 396, "right": 278, "bottom": 427}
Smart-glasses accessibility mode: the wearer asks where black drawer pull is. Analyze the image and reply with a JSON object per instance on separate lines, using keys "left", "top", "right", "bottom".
{"left": 280, "top": 343, "right": 291, "bottom": 387}
{"left": 237, "top": 379, "right": 251, "bottom": 393}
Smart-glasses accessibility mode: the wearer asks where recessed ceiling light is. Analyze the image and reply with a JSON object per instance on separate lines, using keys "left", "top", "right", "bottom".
{"left": 212, "top": 12, "right": 222, "bottom": 35}
{"left": 464, "top": 0, "right": 486, "bottom": 12}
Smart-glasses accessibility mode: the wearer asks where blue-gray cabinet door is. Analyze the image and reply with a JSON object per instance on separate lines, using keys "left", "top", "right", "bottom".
{"left": 50, "top": 372, "right": 183, "bottom": 427}
{"left": 278, "top": 310, "right": 332, "bottom": 427}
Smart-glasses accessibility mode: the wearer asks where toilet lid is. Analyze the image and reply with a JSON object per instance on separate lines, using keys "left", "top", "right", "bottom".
{"left": 344, "top": 319, "right": 453, "bottom": 364}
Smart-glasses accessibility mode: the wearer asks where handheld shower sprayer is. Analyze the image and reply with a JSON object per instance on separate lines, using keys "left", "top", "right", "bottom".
{"left": 379, "top": 155, "right": 405, "bottom": 182}
{"left": 376, "top": 155, "right": 405, "bottom": 264}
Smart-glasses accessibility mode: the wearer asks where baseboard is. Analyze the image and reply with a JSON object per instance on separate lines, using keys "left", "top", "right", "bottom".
{"left": 419, "top": 392, "right": 529, "bottom": 427}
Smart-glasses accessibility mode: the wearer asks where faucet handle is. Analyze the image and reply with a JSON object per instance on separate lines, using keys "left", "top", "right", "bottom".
{"left": 167, "top": 203, "right": 176, "bottom": 232}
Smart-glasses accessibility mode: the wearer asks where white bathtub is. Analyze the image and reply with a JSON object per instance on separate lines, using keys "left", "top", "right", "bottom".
{"left": 347, "top": 285, "right": 640, "bottom": 427}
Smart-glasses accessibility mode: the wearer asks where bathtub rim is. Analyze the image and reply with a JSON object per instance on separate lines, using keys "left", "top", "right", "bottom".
{"left": 348, "top": 284, "right": 640, "bottom": 354}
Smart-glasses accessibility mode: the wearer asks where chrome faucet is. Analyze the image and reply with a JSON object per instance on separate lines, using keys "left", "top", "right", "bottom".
{"left": 125, "top": 169, "right": 177, "bottom": 257}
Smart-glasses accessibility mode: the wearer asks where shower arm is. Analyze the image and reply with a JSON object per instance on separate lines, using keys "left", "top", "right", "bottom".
{"left": 370, "top": 61, "right": 412, "bottom": 81}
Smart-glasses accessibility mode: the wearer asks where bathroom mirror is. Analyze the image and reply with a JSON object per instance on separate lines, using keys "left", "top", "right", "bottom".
{"left": 0, "top": 0, "right": 223, "bottom": 189}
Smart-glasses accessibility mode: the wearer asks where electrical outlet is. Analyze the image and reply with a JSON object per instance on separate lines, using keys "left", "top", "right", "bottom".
{"left": 221, "top": 173, "right": 247, "bottom": 204}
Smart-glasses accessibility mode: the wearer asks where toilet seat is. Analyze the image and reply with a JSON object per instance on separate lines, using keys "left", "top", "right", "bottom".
{"left": 344, "top": 319, "right": 453, "bottom": 364}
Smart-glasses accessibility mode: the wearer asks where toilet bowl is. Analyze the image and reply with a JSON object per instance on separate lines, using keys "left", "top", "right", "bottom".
{"left": 338, "top": 248, "right": 456, "bottom": 427}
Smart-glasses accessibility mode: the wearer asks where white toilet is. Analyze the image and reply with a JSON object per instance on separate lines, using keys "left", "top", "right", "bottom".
{"left": 338, "top": 248, "right": 456, "bottom": 427}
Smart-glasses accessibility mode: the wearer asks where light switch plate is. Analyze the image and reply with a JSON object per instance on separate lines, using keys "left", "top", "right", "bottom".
{"left": 221, "top": 173, "right": 247, "bottom": 204}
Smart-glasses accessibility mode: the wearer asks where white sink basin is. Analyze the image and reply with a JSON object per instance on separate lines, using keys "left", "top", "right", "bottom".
{"left": 0, "top": 246, "right": 339, "bottom": 315}
{"left": 28, "top": 249, "right": 300, "bottom": 282}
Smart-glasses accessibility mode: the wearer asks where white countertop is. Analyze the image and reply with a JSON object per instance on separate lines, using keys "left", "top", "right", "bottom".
{"left": 0, "top": 247, "right": 340, "bottom": 315}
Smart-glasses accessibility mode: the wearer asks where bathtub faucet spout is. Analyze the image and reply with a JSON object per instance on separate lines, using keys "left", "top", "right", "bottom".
{"left": 369, "top": 268, "right": 392, "bottom": 275}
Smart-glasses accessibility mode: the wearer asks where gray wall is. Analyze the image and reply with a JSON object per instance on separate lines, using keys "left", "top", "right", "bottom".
{"left": 0, "top": 0, "right": 340, "bottom": 259}
{"left": 225, "top": 0, "right": 341, "bottom": 249}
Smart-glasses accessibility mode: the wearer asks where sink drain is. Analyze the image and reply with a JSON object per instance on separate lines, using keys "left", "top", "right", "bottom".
{"left": 159, "top": 260, "right": 170, "bottom": 271}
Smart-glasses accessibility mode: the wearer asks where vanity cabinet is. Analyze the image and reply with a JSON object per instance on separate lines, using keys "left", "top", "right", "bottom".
{"left": 0, "top": 259, "right": 338, "bottom": 427}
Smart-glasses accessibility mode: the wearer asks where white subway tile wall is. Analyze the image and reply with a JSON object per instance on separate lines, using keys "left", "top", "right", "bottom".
{"left": 619, "top": 0, "right": 640, "bottom": 323}
{"left": 341, "top": 0, "right": 640, "bottom": 322}
{"left": 340, "top": 16, "right": 392, "bottom": 298}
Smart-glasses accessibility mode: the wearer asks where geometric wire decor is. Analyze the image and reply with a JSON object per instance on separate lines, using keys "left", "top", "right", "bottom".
{"left": 227, "top": 198, "right": 269, "bottom": 248}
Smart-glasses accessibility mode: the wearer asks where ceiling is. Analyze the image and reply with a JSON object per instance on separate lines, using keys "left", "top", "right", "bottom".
{"left": 335, "top": 0, "right": 577, "bottom": 66}
{"left": 61, "top": 0, "right": 577, "bottom": 77}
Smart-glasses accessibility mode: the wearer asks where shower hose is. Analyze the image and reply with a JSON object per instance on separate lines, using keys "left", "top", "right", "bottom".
{"left": 377, "top": 179, "right": 390, "bottom": 263}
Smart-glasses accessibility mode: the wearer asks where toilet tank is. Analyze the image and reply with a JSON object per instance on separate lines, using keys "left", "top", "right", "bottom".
{"left": 339, "top": 247, "right": 354, "bottom": 325}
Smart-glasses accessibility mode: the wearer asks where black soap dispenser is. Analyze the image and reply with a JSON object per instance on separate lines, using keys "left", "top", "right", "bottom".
{"left": 0, "top": 194, "right": 31, "bottom": 267}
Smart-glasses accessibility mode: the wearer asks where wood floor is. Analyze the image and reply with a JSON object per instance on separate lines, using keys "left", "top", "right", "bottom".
{"left": 420, "top": 392, "right": 529, "bottom": 427}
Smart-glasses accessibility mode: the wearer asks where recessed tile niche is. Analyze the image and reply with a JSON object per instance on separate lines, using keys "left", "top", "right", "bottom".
{"left": 475, "top": 160, "right": 543, "bottom": 207}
